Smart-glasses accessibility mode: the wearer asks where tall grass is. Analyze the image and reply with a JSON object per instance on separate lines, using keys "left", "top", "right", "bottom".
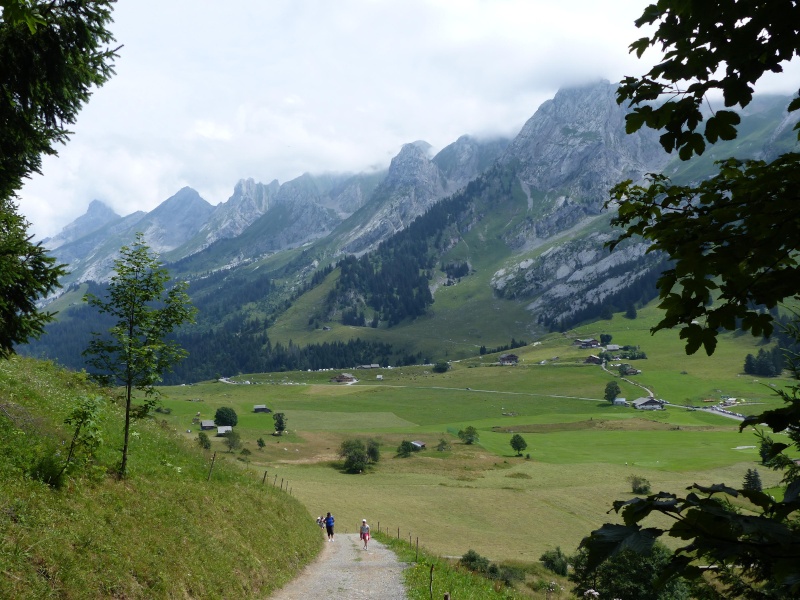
{"left": 0, "top": 356, "right": 321, "bottom": 599}
{"left": 374, "top": 530, "right": 526, "bottom": 599}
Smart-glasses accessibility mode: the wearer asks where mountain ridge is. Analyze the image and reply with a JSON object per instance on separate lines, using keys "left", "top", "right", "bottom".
{"left": 28, "top": 81, "right": 798, "bottom": 381}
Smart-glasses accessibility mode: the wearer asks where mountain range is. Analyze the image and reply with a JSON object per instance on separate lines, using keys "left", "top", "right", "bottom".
{"left": 26, "top": 80, "right": 799, "bottom": 381}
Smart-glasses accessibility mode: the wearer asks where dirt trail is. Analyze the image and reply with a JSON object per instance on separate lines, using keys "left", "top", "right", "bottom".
{"left": 268, "top": 533, "right": 407, "bottom": 599}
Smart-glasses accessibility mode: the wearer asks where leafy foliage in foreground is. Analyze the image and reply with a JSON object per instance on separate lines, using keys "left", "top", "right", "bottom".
{"left": 583, "top": 319, "right": 800, "bottom": 598}
{"left": 609, "top": 0, "right": 800, "bottom": 355}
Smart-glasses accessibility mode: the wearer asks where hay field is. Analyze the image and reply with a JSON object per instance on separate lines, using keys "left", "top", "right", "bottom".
{"left": 158, "top": 339, "right": 789, "bottom": 562}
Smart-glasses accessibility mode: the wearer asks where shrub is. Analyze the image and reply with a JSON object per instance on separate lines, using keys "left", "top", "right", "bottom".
{"left": 223, "top": 430, "right": 241, "bottom": 452}
{"left": 197, "top": 431, "right": 211, "bottom": 450}
{"left": 366, "top": 439, "right": 380, "bottom": 463}
{"left": 397, "top": 440, "right": 414, "bottom": 457}
{"left": 432, "top": 361, "right": 450, "bottom": 373}
{"left": 627, "top": 474, "right": 651, "bottom": 494}
{"left": 540, "top": 546, "right": 569, "bottom": 576}
{"left": 29, "top": 451, "right": 65, "bottom": 489}
{"left": 459, "top": 549, "right": 490, "bottom": 574}
{"left": 458, "top": 426, "right": 479, "bottom": 444}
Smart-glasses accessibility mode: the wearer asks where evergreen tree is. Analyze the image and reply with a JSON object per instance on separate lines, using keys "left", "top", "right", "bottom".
{"left": 743, "top": 468, "right": 762, "bottom": 492}
{"left": 0, "top": 1, "right": 117, "bottom": 357}
{"left": 625, "top": 303, "right": 638, "bottom": 319}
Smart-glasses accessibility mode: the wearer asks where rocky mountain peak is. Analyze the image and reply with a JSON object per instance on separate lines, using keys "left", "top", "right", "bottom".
{"left": 136, "top": 187, "right": 214, "bottom": 253}
{"left": 501, "top": 79, "right": 667, "bottom": 210}
{"left": 432, "top": 134, "right": 510, "bottom": 190}
{"left": 43, "top": 199, "right": 120, "bottom": 250}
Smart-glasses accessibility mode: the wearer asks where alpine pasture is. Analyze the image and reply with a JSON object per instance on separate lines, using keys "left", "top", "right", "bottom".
{"left": 158, "top": 310, "right": 789, "bottom": 563}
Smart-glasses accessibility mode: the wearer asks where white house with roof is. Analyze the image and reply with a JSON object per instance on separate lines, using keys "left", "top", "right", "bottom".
{"left": 632, "top": 397, "right": 662, "bottom": 410}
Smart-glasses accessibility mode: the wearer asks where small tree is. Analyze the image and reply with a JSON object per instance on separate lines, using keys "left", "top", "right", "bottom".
{"left": 458, "top": 426, "right": 479, "bottom": 445}
{"left": 743, "top": 468, "right": 763, "bottom": 492}
{"left": 510, "top": 434, "right": 528, "bottom": 456}
{"left": 436, "top": 438, "right": 451, "bottom": 452}
{"left": 366, "top": 438, "right": 380, "bottom": 463}
{"left": 223, "top": 430, "right": 241, "bottom": 452}
{"left": 600, "top": 333, "right": 613, "bottom": 345}
{"left": 604, "top": 380, "right": 621, "bottom": 402}
{"left": 197, "top": 431, "right": 211, "bottom": 450}
{"left": 397, "top": 440, "right": 414, "bottom": 457}
{"left": 214, "top": 407, "right": 238, "bottom": 427}
{"left": 432, "top": 361, "right": 450, "bottom": 373}
{"left": 273, "top": 412, "right": 287, "bottom": 435}
{"left": 83, "top": 233, "right": 196, "bottom": 477}
{"left": 339, "top": 439, "right": 369, "bottom": 472}
{"left": 58, "top": 395, "right": 104, "bottom": 480}
{"left": 256, "top": 437, "right": 265, "bottom": 450}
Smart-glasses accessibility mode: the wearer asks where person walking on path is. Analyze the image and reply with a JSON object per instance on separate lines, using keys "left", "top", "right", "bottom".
{"left": 324, "top": 512, "right": 335, "bottom": 541}
{"left": 316, "top": 516, "right": 325, "bottom": 537}
{"left": 360, "top": 519, "right": 371, "bottom": 550}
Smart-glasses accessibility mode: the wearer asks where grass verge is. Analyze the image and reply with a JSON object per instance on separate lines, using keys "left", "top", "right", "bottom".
{"left": 0, "top": 356, "right": 321, "bottom": 599}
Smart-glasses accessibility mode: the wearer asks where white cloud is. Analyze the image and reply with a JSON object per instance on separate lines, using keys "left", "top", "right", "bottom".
{"left": 16, "top": 0, "right": 800, "bottom": 238}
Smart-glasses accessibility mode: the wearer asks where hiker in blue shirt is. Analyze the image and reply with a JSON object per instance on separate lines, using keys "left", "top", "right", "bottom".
{"left": 324, "top": 512, "right": 335, "bottom": 541}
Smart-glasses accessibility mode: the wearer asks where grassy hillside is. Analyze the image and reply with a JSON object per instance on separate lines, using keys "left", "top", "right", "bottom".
{"left": 153, "top": 303, "right": 794, "bottom": 566}
{"left": 0, "top": 357, "right": 321, "bottom": 599}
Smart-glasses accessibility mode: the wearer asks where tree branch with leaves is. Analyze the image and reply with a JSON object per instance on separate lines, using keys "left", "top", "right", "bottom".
{"left": 607, "top": 0, "right": 800, "bottom": 356}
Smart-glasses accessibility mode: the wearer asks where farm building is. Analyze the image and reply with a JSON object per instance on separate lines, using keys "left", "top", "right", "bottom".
{"left": 253, "top": 405, "right": 271, "bottom": 413}
{"left": 216, "top": 426, "right": 233, "bottom": 436}
{"left": 200, "top": 420, "right": 215, "bottom": 430}
{"left": 331, "top": 373, "right": 356, "bottom": 383}
{"left": 574, "top": 338, "right": 600, "bottom": 348}
{"left": 633, "top": 397, "right": 662, "bottom": 410}
{"left": 499, "top": 353, "right": 519, "bottom": 365}
{"left": 585, "top": 355, "right": 602, "bottom": 365}
{"left": 612, "top": 397, "right": 628, "bottom": 406}
{"left": 411, "top": 441, "right": 426, "bottom": 450}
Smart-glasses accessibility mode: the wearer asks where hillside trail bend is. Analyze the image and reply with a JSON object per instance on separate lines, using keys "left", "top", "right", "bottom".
{"left": 268, "top": 533, "right": 408, "bottom": 599}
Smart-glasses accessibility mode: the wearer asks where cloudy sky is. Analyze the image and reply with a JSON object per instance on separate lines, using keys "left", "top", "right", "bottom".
{"left": 16, "top": 0, "right": 799, "bottom": 238}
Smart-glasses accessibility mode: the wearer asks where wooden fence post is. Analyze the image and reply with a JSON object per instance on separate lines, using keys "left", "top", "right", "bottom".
{"left": 262, "top": 470, "right": 268, "bottom": 484}
{"left": 206, "top": 452, "right": 216, "bottom": 482}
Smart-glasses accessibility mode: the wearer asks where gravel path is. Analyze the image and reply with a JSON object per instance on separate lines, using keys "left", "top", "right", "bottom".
{"left": 268, "top": 533, "right": 408, "bottom": 599}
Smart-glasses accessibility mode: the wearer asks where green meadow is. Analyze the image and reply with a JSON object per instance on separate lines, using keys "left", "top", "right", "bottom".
{"left": 157, "top": 306, "right": 794, "bottom": 564}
